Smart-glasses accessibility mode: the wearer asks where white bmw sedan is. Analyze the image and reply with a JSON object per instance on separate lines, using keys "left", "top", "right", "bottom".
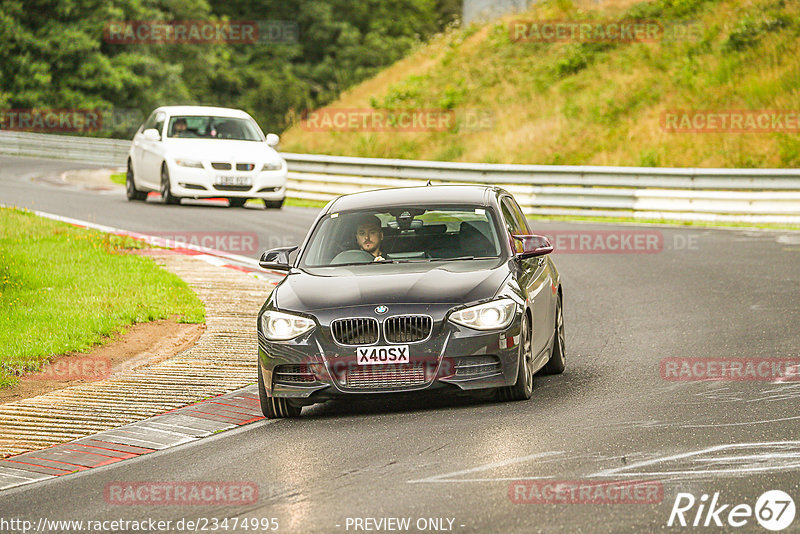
{"left": 126, "top": 106, "right": 288, "bottom": 208}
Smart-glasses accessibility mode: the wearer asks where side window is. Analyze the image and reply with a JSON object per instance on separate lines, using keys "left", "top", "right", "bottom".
{"left": 508, "top": 197, "right": 530, "bottom": 234}
{"left": 500, "top": 197, "right": 526, "bottom": 254}
{"left": 140, "top": 112, "right": 157, "bottom": 133}
{"left": 501, "top": 198, "right": 525, "bottom": 235}
{"left": 154, "top": 112, "right": 166, "bottom": 137}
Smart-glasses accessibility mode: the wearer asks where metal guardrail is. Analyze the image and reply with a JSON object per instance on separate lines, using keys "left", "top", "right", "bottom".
{"left": 0, "top": 130, "right": 129, "bottom": 167}
{"left": 2, "top": 130, "right": 799, "bottom": 223}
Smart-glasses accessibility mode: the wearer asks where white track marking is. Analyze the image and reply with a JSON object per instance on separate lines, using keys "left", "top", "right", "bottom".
{"left": 408, "top": 451, "right": 563, "bottom": 484}
{"left": 680, "top": 415, "right": 800, "bottom": 428}
{"left": 591, "top": 441, "right": 800, "bottom": 478}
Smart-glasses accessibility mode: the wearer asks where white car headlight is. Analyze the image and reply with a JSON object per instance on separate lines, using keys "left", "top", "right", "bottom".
{"left": 262, "top": 161, "right": 283, "bottom": 171}
{"left": 175, "top": 159, "right": 204, "bottom": 168}
{"left": 449, "top": 298, "right": 517, "bottom": 331}
{"left": 261, "top": 310, "right": 315, "bottom": 340}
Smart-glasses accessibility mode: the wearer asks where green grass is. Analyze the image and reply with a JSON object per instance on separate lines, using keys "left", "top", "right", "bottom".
{"left": 0, "top": 208, "right": 205, "bottom": 388}
{"left": 284, "top": 197, "right": 329, "bottom": 209}
{"left": 243, "top": 197, "right": 328, "bottom": 209}
{"left": 110, "top": 172, "right": 125, "bottom": 186}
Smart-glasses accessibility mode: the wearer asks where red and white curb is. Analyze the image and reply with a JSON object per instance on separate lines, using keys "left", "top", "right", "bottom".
{"left": 0, "top": 207, "right": 284, "bottom": 491}
{"left": 0, "top": 385, "right": 269, "bottom": 491}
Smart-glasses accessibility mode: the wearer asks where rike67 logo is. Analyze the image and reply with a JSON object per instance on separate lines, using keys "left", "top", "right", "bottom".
{"left": 668, "top": 490, "right": 795, "bottom": 531}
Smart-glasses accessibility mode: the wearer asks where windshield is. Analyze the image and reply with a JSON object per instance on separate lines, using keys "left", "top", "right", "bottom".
{"left": 166, "top": 115, "right": 263, "bottom": 141}
{"left": 300, "top": 206, "right": 503, "bottom": 267}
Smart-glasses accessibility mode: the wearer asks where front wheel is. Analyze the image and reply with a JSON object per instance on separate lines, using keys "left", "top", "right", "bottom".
{"left": 228, "top": 198, "right": 247, "bottom": 208}
{"left": 126, "top": 160, "right": 147, "bottom": 201}
{"left": 498, "top": 313, "right": 533, "bottom": 401}
{"left": 264, "top": 198, "right": 284, "bottom": 209}
{"left": 540, "top": 293, "right": 565, "bottom": 375}
{"left": 160, "top": 165, "right": 181, "bottom": 205}
{"left": 258, "top": 363, "right": 301, "bottom": 418}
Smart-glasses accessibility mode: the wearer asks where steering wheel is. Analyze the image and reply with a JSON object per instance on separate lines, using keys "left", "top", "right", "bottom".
{"left": 330, "top": 250, "right": 374, "bottom": 265}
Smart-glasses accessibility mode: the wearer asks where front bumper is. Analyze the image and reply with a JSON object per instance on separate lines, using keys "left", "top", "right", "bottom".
{"left": 168, "top": 163, "right": 287, "bottom": 200}
{"left": 258, "top": 305, "right": 523, "bottom": 404}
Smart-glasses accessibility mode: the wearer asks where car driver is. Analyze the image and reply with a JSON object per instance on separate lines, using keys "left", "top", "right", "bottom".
{"left": 173, "top": 118, "right": 188, "bottom": 137}
{"left": 356, "top": 215, "right": 385, "bottom": 262}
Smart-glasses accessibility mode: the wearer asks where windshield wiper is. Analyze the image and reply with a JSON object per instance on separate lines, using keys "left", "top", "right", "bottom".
{"left": 428, "top": 256, "right": 496, "bottom": 262}
{"left": 323, "top": 260, "right": 398, "bottom": 267}
{"left": 321, "top": 257, "right": 495, "bottom": 267}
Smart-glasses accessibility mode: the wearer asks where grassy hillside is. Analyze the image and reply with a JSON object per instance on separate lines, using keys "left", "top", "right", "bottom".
{"left": 280, "top": 0, "right": 800, "bottom": 168}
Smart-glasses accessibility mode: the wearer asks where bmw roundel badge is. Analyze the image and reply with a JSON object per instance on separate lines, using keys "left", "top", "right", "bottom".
{"left": 375, "top": 305, "right": 389, "bottom": 315}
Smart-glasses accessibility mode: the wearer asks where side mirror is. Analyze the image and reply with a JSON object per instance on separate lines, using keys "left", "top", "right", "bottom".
{"left": 143, "top": 128, "right": 161, "bottom": 141}
{"left": 513, "top": 235, "right": 553, "bottom": 259}
{"left": 266, "top": 133, "right": 280, "bottom": 147}
{"left": 259, "top": 246, "right": 298, "bottom": 271}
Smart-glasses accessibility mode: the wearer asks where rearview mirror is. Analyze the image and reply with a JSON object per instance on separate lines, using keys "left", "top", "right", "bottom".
{"left": 513, "top": 235, "right": 553, "bottom": 259}
{"left": 266, "top": 133, "right": 280, "bottom": 147}
{"left": 143, "top": 128, "right": 161, "bottom": 141}
{"left": 259, "top": 246, "right": 298, "bottom": 271}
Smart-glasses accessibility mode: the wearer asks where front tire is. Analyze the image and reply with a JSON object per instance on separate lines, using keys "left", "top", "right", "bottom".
{"left": 160, "top": 164, "right": 181, "bottom": 205}
{"left": 499, "top": 313, "right": 533, "bottom": 401}
{"left": 228, "top": 198, "right": 247, "bottom": 208}
{"left": 264, "top": 198, "right": 284, "bottom": 209}
{"left": 126, "top": 160, "right": 147, "bottom": 201}
{"left": 258, "top": 363, "right": 301, "bottom": 418}
{"left": 540, "top": 292, "right": 565, "bottom": 375}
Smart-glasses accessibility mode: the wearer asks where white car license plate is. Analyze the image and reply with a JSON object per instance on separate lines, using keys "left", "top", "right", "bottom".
{"left": 214, "top": 175, "right": 252, "bottom": 187}
{"left": 356, "top": 345, "right": 410, "bottom": 365}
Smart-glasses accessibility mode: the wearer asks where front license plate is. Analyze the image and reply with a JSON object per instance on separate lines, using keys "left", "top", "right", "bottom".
{"left": 356, "top": 345, "right": 410, "bottom": 365}
{"left": 214, "top": 175, "right": 252, "bottom": 186}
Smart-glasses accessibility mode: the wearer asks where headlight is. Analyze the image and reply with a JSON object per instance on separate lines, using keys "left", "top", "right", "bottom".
{"left": 449, "top": 298, "right": 517, "bottom": 331}
{"left": 261, "top": 310, "right": 315, "bottom": 340}
{"left": 175, "top": 159, "right": 203, "bottom": 168}
{"left": 262, "top": 161, "right": 283, "bottom": 171}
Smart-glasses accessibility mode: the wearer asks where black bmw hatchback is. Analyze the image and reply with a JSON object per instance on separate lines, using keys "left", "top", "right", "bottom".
{"left": 257, "top": 185, "right": 565, "bottom": 417}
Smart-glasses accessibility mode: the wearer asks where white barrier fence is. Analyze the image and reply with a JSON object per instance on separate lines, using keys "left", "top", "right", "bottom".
{"left": 1, "top": 130, "right": 799, "bottom": 223}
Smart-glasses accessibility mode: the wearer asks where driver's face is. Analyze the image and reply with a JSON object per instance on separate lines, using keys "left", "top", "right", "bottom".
{"left": 356, "top": 223, "right": 382, "bottom": 254}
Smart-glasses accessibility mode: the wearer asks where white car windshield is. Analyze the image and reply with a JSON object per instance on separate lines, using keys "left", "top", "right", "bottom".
{"left": 166, "top": 115, "right": 262, "bottom": 141}
{"left": 300, "top": 206, "right": 503, "bottom": 267}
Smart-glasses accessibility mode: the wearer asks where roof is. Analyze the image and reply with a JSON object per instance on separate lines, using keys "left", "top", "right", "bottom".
{"left": 152, "top": 106, "right": 253, "bottom": 119}
{"left": 326, "top": 185, "right": 501, "bottom": 212}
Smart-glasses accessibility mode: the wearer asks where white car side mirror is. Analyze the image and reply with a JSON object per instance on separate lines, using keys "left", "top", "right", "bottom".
{"left": 266, "top": 133, "right": 280, "bottom": 147}
{"left": 143, "top": 128, "right": 161, "bottom": 141}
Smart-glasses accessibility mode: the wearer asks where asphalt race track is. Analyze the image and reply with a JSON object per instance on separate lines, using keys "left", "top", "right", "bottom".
{"left": 2, "top": 155, "right": 800, "bottom": 533}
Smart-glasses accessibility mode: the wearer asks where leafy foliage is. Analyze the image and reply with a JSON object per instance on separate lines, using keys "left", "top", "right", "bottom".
{"left": 0, "top": 0, "right": 458, "bottom": 137}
